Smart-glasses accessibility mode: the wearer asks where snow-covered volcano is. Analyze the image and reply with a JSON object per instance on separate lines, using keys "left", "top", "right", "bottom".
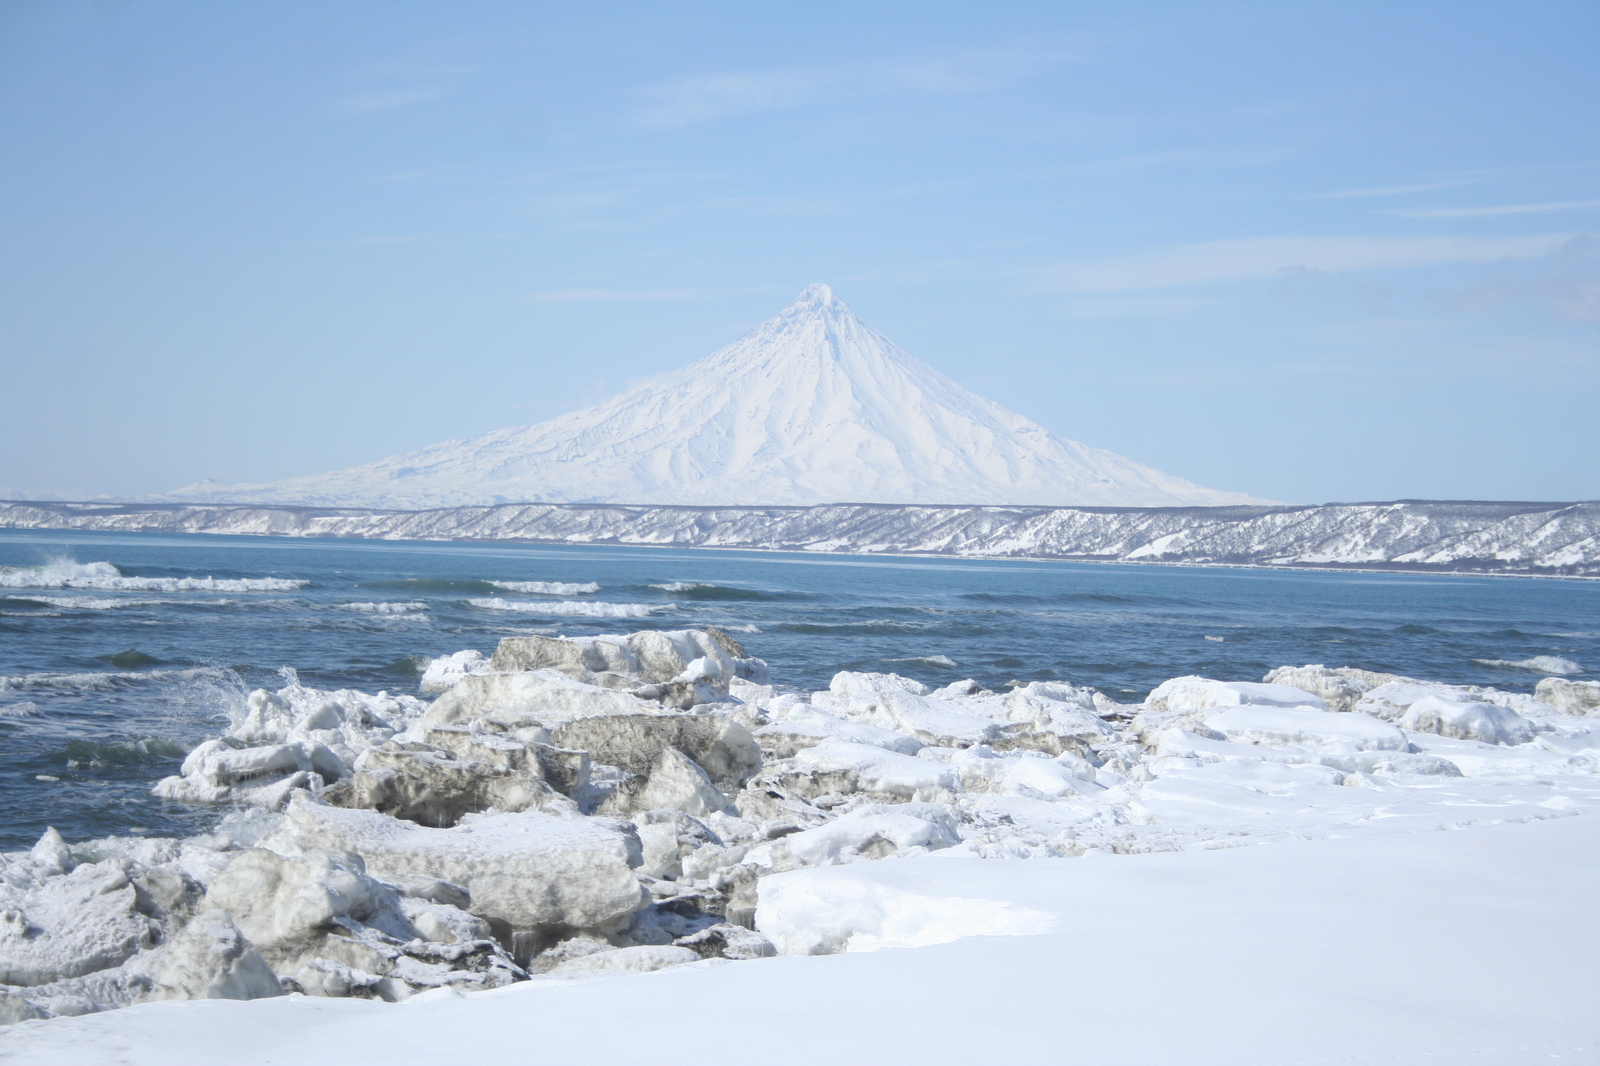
{"left": 166, "top": 285, "right": 1264, "bottom": 508}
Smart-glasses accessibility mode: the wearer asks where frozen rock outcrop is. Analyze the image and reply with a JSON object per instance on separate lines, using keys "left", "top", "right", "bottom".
{"left": 1535, "top": 678, "right": 1600, "bottom": 716}
{"left": 1399, "top": 696, "right": 1537, "bottom": 746}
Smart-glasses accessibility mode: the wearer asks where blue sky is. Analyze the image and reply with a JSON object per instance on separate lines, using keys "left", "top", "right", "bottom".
{"left": 2, "top": 1, "right": 1596, "bottom": 504}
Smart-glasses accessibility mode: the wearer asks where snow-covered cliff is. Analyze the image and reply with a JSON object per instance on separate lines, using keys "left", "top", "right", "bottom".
{"left": 3, "top": 499, "right": 1594, "bottom": 576}
{"left": 154, "top": 285, "right": 1263, "bottom": 509}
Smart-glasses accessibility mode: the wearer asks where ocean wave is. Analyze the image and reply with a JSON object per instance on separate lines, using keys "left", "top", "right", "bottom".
{"left": 646, "top": 581, "right": 803, "bottom": 601}
{"left": 338, "top": 601, "right": 429, "bottom": 614}
{"left": 491, "top": 580, "right": 601, "bottom": 595}
{"left": 3, "top": 595, "right": 220, "bottom": 611}
{"left": 0, "top": 560, "right": 306, "bottom": 593}
{"left": 467, "top": 598, "right": 672, "bottom": 618}
{"left": 889, "top": 654, "right": 958, "bottom": 667}
{"left": 0, "top": 701, "right": 40, "bottom": 717}
{"left": 1472, "top": 655, "right": 1583, "bottom": 676}
{"left": 0, "top": 665, "right": 237, "bottom": 694}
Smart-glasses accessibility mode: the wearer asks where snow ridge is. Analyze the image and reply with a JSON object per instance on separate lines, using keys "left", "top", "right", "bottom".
{"left": 3, "top": 499, "right": 1595, "bottom": 576}
{"left": 155, "top": 285, "right": 1261, "bottom": 509}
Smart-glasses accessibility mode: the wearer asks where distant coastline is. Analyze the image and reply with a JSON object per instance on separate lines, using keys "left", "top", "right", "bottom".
{"left": 2, "top": 499, "right": 1595, "bottom": 578}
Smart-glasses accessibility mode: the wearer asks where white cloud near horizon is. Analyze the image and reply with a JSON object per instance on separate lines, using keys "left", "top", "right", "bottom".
{"left": 638, "top": 44, "right": 1076, "bottom": 128}
{"left": 1044, "top": 234, "right": 1574, "bottom": 294}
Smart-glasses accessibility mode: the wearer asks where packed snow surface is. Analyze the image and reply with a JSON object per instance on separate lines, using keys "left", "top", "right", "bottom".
{"left": 151, "top": 285, "right": 1262, "bottom": 509}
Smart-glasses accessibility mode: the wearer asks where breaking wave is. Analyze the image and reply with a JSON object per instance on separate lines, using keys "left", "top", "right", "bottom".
{"left": 1473, "top": 655, "right": 1583, "bottom": 675}
{"left": 889, "top": 654, "right": 958, "bottom": 667}
{"left": 3, "top": 595, "right": 217, "bottom": 611}
{"left": 339, "top": 601, "right": 428, "bottom": 614}
{"left": 0, "top": 666, "right": 237, "bottom": 694}
{"left": 467, "top": 598, "right": 672, "bottom": 618}
{"left": 0, "top": 560, "right": 306, "bottom": 593}
{"left": 490, "top": 580, "right": 601, "bottom": 595}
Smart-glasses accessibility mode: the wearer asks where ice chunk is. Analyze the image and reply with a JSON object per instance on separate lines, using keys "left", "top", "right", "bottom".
{"left": 1534, "top": 678, "right": 1600, "bottom": 716}
{"left": 777, "top": 742, "right": 959, "bottom": 802}
{"left": 1399, "top": 696, "right": 1536, "bottom": 746}
{"left": 1147, "top": 677, "right": 1330, "bottom": 714}
{"left": 418, "top": 650, "right": 491, "bottom": 693}
{"left": 743, "top": 803, "right": 958, "bottom": 871}
{"left": 1203, "top": 706, "right": 1407, "bottom": 752}
{"left": 264, "top": 796, "right": 647, "bottom": 935}
{"left": 548, "top": 945, "right": 698, "bottom": 974}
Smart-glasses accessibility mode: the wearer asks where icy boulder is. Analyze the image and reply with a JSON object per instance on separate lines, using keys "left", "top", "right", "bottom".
{"left": 324, "top": 737, "right": 568, "bottom": 827}
{"left": 486, "top": 628, "right": 769, "bottom": 708}
{"left": 1147, "top": 677, "right": 1329, "bottom": 714}
{"left": 1399, "top": 696, "right": 1536, "bottom": 746}
{"left": 599, "top": 746, "right": 730, "bottom": 819}
{"left": 754, "top": 704, "right": 922, "bottom": 758}
{"left": 770, "top": 742, "right": 960, "bottom": 803}
{"left": 550, "top": 713, "right": 762, "bottom": 792}
{"left": 1260, "top": 665, "right": 1400, "bottom": 713}
{"left": 548, "top": 944, "right": 699, "bottom": 974}
{"left": 265, "top": 796, "right": 648, "bottom": 939}
{"left": 419, "top": 650, "right": 491, "bottom": 694}
{"left": 140, "top": 912, "right": 284, "bottom": 1003}
{"left": 1535, "top": 678, "right": 1600, "bottom": 716}
{"left": 743, "top": 803, "right": 959, "bottom": 872}
{"left": 0, "top": 851, "right": 159, "bottom": 988}
{"left": 1202, "top": 706, "right": 1408, "bottom": 752}
{"left": 422, "top": 670, "right": 654, "bottom": 731}
{"left": 152, "top": 739, "right": 346, "bottom": 809}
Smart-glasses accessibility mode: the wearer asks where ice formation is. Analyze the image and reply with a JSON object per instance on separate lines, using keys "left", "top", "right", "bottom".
{"left": 2, "top": 635, "right": 1596, "bottom": 1026}
{"left": 149, "top": 285, "right": 1263, "bottom": 509}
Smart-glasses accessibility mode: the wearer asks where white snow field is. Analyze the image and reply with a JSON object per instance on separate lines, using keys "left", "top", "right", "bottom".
{"left": 156, "top": 285, "right": 1264, "bottom": 509}
{"left": 3, "top": 818, "right": 1594, "bottom": 1065}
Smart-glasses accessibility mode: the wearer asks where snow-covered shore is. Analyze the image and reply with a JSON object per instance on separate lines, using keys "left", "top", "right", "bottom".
{"left": 2, "top": 498, "right": 1596, "bottom": 576}
{"left": 2, "top": 624, "right": 1597, "bottom": 1061}
{"left": 5, "top": 814, "right": 1594, "bottom": 1066}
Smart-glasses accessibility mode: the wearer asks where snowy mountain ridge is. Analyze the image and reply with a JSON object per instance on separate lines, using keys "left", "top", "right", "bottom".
{"left": 5, "top": 499, "right": 1594, "bottom": 576}
{"left": 159, "top": 284, "right": 1263, "bottom": 508}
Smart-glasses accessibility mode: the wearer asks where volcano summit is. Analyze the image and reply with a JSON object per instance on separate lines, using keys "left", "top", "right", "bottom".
{"left": 167, "top": 285, "right": 1264, "bottom": 508}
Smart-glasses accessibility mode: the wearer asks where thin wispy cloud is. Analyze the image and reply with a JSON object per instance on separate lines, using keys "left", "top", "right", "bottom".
{"left": 638, "top": 44, "right": 1077, "bottom": 128}
{"left": 1308, "top": 179, "right": 1486, "bottom": 200}
{"left": 1044, "top": 234, "right": 1572, "bottom": 294}
{"left": 525, "top": 286, "right": 778, "bottom": 303}
{"left": 1393, "top": 198, "right": 1600, "bottom": 219}
{"left": 338, "top": 88, "right": 447, "bottom": 115}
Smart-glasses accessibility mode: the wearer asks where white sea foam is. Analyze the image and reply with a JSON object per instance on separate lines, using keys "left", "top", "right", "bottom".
{"left": 3, "top": 595, "right": 207, "bottom": 611}
{"left": 651, "top": 582, "right": 714, "bottom": 592}
{"left": 338, "top": 601, "right": 428, "bottom": 614}
{"left": 467, "top": 598, "right": 671, "bottom": 618}
{"left": 490, "top": 580, "right": 601, "bottom": 595}
{"left": 0, "top": 560, "right": 306, "bottom": 593}
{"left": 1473, "top": 655, "right": 1583, "bottom": 675}
{"left": 0, "top": 701, "right": 41, "bottom": 717}
{"left": 889, "top": 654, "right": 958, "bottom": 667}
{"left": 0, "top": 665, "right": 235, "bottom": 694}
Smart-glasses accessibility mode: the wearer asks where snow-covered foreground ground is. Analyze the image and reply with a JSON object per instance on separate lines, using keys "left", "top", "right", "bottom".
{"left": 4, "top": 624, "right": 1599, "bottom": 1063}
{"left": 4, "top": 814, "right": 1595, "bottom": 1066}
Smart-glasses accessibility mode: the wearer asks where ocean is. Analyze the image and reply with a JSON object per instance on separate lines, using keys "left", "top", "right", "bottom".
{"left": 2, "top": 527, "right": 1596, "bottom": 850}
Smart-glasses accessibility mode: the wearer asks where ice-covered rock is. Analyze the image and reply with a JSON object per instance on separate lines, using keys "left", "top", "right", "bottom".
{"left": 547, "top": 944, "right": 699, "bottom": 974}
{"left": 0, "top": 850, "right": 158, "bottom": 987}
{"left": 324, "top": 738, "right": 567, "bottom": 827}
{"left": 743, "top": 803, "right": 959, "bottom": 871}
{"left": 263, "top": 796, "right": 648, "bottom": 943}
{"left": 140, "top": 911, "right": 283, "bottom": 1002}
{"left": 1146, "top": 677, "right": 1330, "bottom": 714}
{"left": 422, "top": 670, "right": 652, "bottom": 731}
{"left": 600, "top": 746, "right": 729, "bottom": 818}
{"left": 153, "top": 739, "right": 346, "bottom": 809}
{"left": 419, "top": 650, "right": 491, "bottom": 694}
{"left": 550, "top": 713, "right": 761, "bottom": 792}
{"left": 754, "top": 704, "right": 922, "bottom": 758}
{"left": 1260, "top": 665, "right": 1402, "bottom": 713}
{"left": 1399, "top": 696, "right": 1536, "bottom": 746}
{"left": 772, "top": 742, "right": 960, "bottom": 803}
{"left": 1535, "top": 677, "right": 1600, "bottom": 716}
{"left": 1202, "top": 706, "right": 1408, "bottom": 752}
{"left": 485, "top": 629, "right": 769, "bottom": 708}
